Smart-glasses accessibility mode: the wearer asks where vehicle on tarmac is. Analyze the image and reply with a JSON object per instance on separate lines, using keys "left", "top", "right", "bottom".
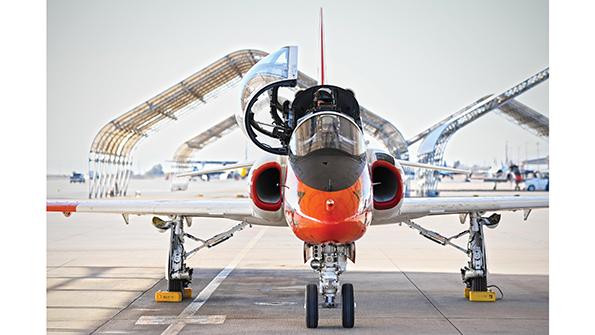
{"left": 69, "top": 172, "right": 85, "bottom": 183}
{"left": 525, "top": 172, "right": 549, "bottom": 191}
{"left": 48, "top": 18, "right": 549, "bottom": 329}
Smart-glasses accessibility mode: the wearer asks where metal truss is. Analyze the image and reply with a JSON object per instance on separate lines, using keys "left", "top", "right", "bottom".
{"left": 173, "top": 116, "right": 238, "bottom": 167}
{"left": 497, "top": 99, "right": 549, "bottom": 138}
{"left": 360, "top": 106, "right": 409, "bottom": 161}
{"left": 88, "top": 50, "right": 268, "bottom": 198}
{"left": 416, "top": 68, "right": 549, "bottom": 196}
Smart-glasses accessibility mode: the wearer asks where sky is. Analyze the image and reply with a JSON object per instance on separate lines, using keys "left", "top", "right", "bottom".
{"left": 47, "top": 0, "right": 548, "bottom": 174}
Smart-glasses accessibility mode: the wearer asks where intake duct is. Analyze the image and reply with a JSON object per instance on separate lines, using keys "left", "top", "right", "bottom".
{"left": 250, "top": 162, "right": 283, "bottom": 211}
{"left": 371, "top": 160, "right": 404, "bottom": 210}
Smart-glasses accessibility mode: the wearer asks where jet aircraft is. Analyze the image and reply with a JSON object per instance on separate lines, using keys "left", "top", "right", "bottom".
{"left": 47, "top": 44, "right": 548, "bottom": 328}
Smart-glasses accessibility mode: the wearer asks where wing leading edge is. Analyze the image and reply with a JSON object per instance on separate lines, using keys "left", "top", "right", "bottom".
{"left": 372, "top": 195, "right": 548, "bottom": 225}
{"left": 49, "top": 195, "right": 548, "bottom": 227}
{"left": 47, "top": 199, "right": 253, "bottom": 221}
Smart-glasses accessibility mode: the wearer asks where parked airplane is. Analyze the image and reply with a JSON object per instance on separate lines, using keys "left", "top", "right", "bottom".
{"left": 469, "top": 163, "right": 524, "bottom": 190}
{"left": 47, "top": 44, "right": 548, "bottom": 328}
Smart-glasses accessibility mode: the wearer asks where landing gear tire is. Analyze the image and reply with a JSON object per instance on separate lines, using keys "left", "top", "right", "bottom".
{"left": 341, "top": 283, "right": 355, "bottom": 328}
{"left": 470, "top": 276, "right": 487, "bottom": 292}
{"left": 168, "top": 279, "right": 184, "bottom": 293}
{"left": 305, "top": 284, "right": 319, "bottom": 328}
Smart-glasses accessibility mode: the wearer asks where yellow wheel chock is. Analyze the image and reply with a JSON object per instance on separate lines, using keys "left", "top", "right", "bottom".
{"left": 155, "top": 287, "right": 193, "bottom": 302}
{"left": 464, "top": 287, "right": 497, "bottom": 302}
{"left": 183, "top": 287, "right": 192, "bottom": 299}
{"left": 155, "top": 291, "right": 182, "bottom": 302}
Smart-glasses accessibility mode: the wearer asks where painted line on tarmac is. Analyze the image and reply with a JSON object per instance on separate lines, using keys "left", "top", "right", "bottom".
{"left": 136, "top": 228, "right": 267, "bottom": 335}
{"left": 136, "top": 315, "right": 226, "bottom": 325}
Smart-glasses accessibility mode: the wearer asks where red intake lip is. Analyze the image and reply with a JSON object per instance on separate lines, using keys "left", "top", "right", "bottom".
{"left": 371, "top": 160, "right": 404, "bottom": 210}
{"left": 250, "top": 162, "right": 283, "bottom": 211}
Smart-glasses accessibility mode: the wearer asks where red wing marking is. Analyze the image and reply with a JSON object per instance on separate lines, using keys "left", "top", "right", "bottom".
{"left": 47, "top": 201, "right": 79, "bottom": 213}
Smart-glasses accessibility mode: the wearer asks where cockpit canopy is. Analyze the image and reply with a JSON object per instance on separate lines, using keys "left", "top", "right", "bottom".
{"left": 237, "top": 45, "right": 363, "bottom": 156}
{"left": 289, "top": 112, "right": 365, "bottom": 158}
{"left": 288, "top": 112, "right": 367, "bottom": 192}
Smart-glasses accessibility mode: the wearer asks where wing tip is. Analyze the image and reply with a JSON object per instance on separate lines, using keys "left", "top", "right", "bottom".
{"left": 47, "top": 201, "right": 78, "bottom": 213}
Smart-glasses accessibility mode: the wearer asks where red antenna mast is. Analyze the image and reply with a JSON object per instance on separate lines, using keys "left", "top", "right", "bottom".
{"left": 319, "top": 7, "right": 325, "bottom": 85}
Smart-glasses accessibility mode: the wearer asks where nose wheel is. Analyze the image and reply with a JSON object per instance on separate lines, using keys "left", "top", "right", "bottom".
{"left": 305, "top": 284, "right": 318, "bottom": 328}
{"left": 304, "top": 283, "right": 355, "bottom": 328}
{"left": 341, "top": 283, "right": 355, "bottom": 328}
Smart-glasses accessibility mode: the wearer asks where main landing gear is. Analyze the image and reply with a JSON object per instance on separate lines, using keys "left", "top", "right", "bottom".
{"left": 403, "top": 211, "right": 503, "bottom": 302}
{"left": 304, "top": 243, "right": 356, "bottom": 328}
{"left": 152, "top": 215, "right": 248, "bottom": 301}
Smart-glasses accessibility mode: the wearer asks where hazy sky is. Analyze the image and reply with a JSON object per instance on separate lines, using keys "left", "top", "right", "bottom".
{"left": 47, "top": 0, "right": 548, "bottom": 174}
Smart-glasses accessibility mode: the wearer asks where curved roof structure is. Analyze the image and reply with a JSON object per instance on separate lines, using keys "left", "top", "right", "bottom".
{"left": 173, "top": 115, "right": 238, "bottom": 167}
{"left": 89, "top": 49, "right": 268, "bottom": 198}
{"left": 360, "top": 107, "right": 409, "bottom": 160}
{"left": 497, "top": 99, "right": 549, "bottom": 138}
{"left": 417, "top": 68, "right": 549, "bottom": 196}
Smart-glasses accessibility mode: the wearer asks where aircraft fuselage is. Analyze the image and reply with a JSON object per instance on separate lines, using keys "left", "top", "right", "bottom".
{"left": 281, "top": 111, "right": 373, "bottom": 244}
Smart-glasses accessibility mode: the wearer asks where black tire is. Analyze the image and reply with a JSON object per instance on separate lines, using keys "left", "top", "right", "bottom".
{"left": 470, "top": 276, "right": 487, "bottom": 292}
{"left": 527, "top": 185, "right": 536, "bottom": 191}
{"left": 342, "top": 283, "right": 355, "bottom": 328}
{"left": 168, "top": 279, "right": 184, "bottom": 293}
{"left": 305, "top": 284, "right": 318, "bottom": 328}
{"left": 546, "top": 183, "right": 549, "bottom": 192}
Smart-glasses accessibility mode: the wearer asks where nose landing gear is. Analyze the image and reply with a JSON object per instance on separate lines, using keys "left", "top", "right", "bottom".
{"left": 341, "top": 283, "right": 355, "bottom": 328}
{"left": 305, "top": 284, "right": 318, "bottom": 328}
{"left": 304, "top": 243, "right": 356, "bottom": 328}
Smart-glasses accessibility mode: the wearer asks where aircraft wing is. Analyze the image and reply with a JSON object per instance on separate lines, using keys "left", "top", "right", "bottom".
{"left": 47, "top": 199, "right": 263, "bottom": 223}
{"left": 396, "top": 160, "right": 470, "bottom": 174}
{"left": 372, "top": 195, "right": 548, "bottom": 224}
{"left": 176, "top": 162, "right": 254, "bottom": 178}
{"left": 482, "top": 177, "right": 511, "bottom": 182}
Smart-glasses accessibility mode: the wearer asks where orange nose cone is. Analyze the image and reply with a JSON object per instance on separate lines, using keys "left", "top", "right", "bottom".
{"left": 289, "top": 184, "right": 369, "bottom": 244}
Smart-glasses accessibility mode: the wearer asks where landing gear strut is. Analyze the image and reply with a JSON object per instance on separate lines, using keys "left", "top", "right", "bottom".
{"left": 304, "top": 243, "right": 356, "bottom": 328}
{"left": 461, "top": 212, "right": 498, "bottom": 295}
{"left": 166, "top": 217, "right": 192, "bottom": 293}
{"left": 402, "top": 211, "right": 501, "bottom": 301}
{"left": 153, "top": 216, "right": 249, "bottom": 300}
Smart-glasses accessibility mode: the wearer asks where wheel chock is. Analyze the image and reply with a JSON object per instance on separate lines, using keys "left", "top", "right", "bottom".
{"left": 468, "top": 290, "right": 496, "bottom": 302}
{"left": 464, "top": 287, "right": 470, "bottom": 299}
{"left": 155, "top": 290, "right": 183, "bottom": 302}
{"left": 183, "top": 287, "right": 192, "bottom": 299}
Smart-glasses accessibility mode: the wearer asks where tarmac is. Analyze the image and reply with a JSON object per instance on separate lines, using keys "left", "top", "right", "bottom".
{"left": 47, "top": 177, "right": 548, "bottom": 334}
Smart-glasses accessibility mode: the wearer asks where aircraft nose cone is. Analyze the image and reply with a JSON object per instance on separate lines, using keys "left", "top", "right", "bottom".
{"left": 325, "top": 199, "right": 335, "bottom": 211}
